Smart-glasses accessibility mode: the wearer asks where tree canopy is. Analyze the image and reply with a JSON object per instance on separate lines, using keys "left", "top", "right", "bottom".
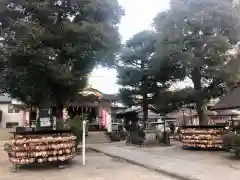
{"left": 150, "top": 0, "right": 240, "bottom": 124}
{"left": 0, "top": 0, "right": 124, "bottom": 109}
{"left": 117, "top": 30, "right": 181, "bottom": 121}
{"left": 117, "top": 31, "right": 158, "bottom": 121}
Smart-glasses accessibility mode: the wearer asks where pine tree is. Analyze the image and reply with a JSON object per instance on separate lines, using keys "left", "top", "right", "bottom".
{"left": 118, "top": 31, "right": 165, "bottom": 121}
{"left": 151, "top": 0, "right": 240, "bottom": 124}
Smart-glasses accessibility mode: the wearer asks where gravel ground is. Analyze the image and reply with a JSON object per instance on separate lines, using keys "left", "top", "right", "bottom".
{"left": 0, "top": 150, "right": 176, "bottom": 180}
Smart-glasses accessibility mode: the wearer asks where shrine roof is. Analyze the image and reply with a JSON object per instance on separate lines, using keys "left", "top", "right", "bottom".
{"left": 212, "top": 86, "right": 240, "bottom": 110}
{"left": 78, "top": 87, "right": 119, "bottom": 101}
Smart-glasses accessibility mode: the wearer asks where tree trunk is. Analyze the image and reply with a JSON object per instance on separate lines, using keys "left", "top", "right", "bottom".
{"left": 191, "top": 68, "right": 209, "bottom": 125}
{"left": 143, "top": 93, "right": 148, "bottom": 122}
{"left": 141, "top": 61, "right": 148, "bottom": 122}
{"left": 55, "top": 101, "right": 64, "bottom": 129}
{"left": 195, "top": 100, "right": 208, "bottom": 125}
{"left": 56, "top": 103, "right": 63, "bottom": 119}
{"left": 38, "top": 101, "right": 52, "bottom": 110}
{"left": 29, "top": 104, "right": 32, "bottom": 127}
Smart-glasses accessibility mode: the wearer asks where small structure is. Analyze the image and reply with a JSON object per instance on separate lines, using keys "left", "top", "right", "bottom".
{"left": 166, "top": 103, "right": 240, "bottom": 126}
{"left": 116, "top": 106, "right": 168, "bottom": 145}
{"left": 67, "top": 87, "right": 118, "bottom": 132}
{"left": 165, "top": 108, "right": 217, "bottom": 126}
{"left": 178, "top": 90, "right": 240, "bottom": 150}
{"left": 123, "top": 106, "right": 161, "bottom": 122}
{"left": 0, "top": 95, "right": 31, "bottom": 128}
{"left": 0, "top": 88, "right": 120, "bottom": 130}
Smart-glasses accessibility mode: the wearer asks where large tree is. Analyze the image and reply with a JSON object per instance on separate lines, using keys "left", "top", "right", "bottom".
{"left": 0, "top": 0, "right": 123, "bottom": 117}
{"left": 117, "top": 31, "right": 173, "bottom": 121}
{"left": 117, "top": 31, "right": 156, "bottom": 121}
{"left": 151, "top": 0, "right": 240, "bottom": 124}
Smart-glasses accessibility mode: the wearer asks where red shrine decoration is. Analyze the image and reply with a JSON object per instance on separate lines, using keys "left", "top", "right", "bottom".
{"left": 234, "top": 80, "right": 238, "bottom": 88}
{"left": 99, "top": 109, "right": 107, "bottom": 129}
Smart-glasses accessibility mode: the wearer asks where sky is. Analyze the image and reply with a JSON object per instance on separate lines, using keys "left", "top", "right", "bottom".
{"left": 88, "top": 0, "right": 171, "bottom": 94}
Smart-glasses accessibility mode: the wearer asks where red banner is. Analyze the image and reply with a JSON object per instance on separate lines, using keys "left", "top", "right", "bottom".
{"left": 100, "top": 109, "right": 107, "bottom": 129}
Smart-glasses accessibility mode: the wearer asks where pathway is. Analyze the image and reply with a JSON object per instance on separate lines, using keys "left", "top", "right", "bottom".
{"left": 90, "top": 142, "right": 240, "bottom": 180}
{"left": 0, "top": 149, "right": 176, "bottom": 180}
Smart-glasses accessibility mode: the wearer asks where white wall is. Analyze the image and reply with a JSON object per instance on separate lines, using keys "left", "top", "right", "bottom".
{"left": 0, "top": 104, "right": 24, "bottom": 128}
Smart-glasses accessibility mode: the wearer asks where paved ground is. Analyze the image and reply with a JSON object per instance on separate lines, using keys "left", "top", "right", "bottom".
{"left": 90, "top": 142, "right": 240, "bottom": 180}
{"left": 0, "top": 150, "right": 176, "bottom": 180}
{"left": 115, "top": 141, "right": 240, "bottom": 169}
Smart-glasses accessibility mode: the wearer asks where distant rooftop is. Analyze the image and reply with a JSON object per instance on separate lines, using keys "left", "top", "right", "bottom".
{"left": 0, "top": 95, "right": 23, "bottom": 104}
{"left": 0, "top": 95, "right": 12, "bottom": 103}
{"left": 213, "top": 86, "right": 240, "bottom": 110}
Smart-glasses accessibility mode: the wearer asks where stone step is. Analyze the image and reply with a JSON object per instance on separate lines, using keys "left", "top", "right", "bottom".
{"left": 86, "top": 131, "right": 109, "bottom": 144}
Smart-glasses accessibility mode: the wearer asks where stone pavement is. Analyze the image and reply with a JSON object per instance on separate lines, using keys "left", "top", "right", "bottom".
{"left": 0, "top": 150, "right": 176, "bottom": 180}
{"left": 89, "top": 142, "right": 240, "bottom": 180}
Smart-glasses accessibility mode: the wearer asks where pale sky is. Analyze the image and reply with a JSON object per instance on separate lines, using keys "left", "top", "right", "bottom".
{"left": 89, "top": 0, "right": 170, "bottom": 94}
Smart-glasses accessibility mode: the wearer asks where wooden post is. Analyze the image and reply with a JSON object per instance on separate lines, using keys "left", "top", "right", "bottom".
{"left": 29, "top": 104, "right": 32, "bottom": 127}
{"left": 182, "top": 109, "right": 186, "bottom": 126}
{"left": 189, "top": 105, "right": 193, "bottom": 125}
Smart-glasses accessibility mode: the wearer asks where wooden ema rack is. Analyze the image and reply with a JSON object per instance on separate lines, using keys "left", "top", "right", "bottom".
{"left": 180, "top": 125, "right": 225, "bottom": 150}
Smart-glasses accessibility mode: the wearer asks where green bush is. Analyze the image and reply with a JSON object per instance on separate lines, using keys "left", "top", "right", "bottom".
{"left": 4, "top": 142, "right": 12, "bottom": 153}
{"left": 4, "top": 142, "right": 12, "bottom": 157}
{"left": 232, "top": 134, "right": 240, "bottom": 147}
{"left": 222, "top": 132, "right": 235, "bottom": 150}
{"left": 223, "top": 132, "right": 240, "bottom": 156}
{"left": 67, "top": 115, "right": 87, "bottom": 148}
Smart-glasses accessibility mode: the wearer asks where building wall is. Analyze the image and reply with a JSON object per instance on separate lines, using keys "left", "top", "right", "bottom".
{"left": 0, "top": 103, "right": 25, "bottom": 128}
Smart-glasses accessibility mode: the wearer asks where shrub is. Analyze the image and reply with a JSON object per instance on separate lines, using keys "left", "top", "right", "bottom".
{"left": 4, "top": 142, "right": 12, "bottom": 157}
{"left": 66, "top": 115, "right": 87, "bottom": 148}
{"left": 223, "top": 132, "right": 240, "bottom": 156}
{"left": 222, "top": 132, "right": 235, "bottom": 151}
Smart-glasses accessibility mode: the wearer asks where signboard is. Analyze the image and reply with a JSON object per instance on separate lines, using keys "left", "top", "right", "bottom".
{"left": 39, "top": 117, "right": 51, "bottom": 127}
{"left": 36, "top": 109, "right": 53, "bottom": 130}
